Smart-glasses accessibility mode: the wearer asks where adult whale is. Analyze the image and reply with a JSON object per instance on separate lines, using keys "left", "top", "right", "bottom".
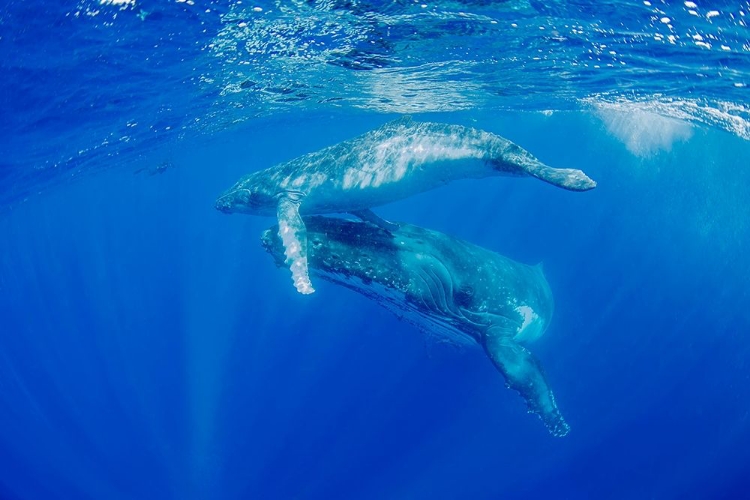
{"left": 261, "top": 216, "right": 570, "bottom": 437}
{"left": 218, "top": 117, "right": 597, "bottom": 294}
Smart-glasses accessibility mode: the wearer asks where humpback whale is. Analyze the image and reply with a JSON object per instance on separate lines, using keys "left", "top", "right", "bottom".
{"left": 261, "top": 216, "right": 570, "bottom": 437}
{"left": 218, "top": 117, "right": 597, "bottom": 294}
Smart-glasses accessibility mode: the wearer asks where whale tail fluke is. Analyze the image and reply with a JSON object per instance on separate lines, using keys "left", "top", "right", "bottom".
{"left": 492, "top": 141, "right": 597, "bottom": 192}
{"left": 484, "top": 334, "right": 570, "bottom": 437}
{"left": 527, "top": 164, "right": 598, "bottom": 192}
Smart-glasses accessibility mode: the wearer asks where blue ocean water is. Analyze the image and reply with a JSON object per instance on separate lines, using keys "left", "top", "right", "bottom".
{"left": 1, "top": 1, "right": 749, "bottom": 499}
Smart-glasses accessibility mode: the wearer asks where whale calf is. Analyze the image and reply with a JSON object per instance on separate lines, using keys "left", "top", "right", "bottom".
{"left": 217, "top": 117, "right": 597, "bottom": 294}
{"left": 261, "top": 216, "right": 570, "bottom": 437}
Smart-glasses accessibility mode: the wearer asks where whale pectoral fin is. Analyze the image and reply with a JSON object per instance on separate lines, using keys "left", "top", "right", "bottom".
{"left": 350, "top": 209, "right": 400, "bottom": 233}
{"left": 484, "top": 335, "right": 569, "bottom": 437}
{"left": 277, "top": 195, "right": 315, "bottom": 295}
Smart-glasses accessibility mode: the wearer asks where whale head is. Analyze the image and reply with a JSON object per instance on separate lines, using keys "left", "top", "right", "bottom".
{"left": 216, "top": 173, "right": 277, "bottom": 216}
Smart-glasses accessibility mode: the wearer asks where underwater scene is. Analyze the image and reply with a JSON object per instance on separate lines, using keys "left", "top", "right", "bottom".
{"left": 1, "top": 0, "right": 749, "bottom": 498}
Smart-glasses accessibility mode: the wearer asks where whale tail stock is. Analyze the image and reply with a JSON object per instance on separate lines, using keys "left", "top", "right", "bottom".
{"left": 491, "top": 141, "right": 597, "bottom": 192}
{"left": 484, "top": 334, "right": 570, "bottom": 437}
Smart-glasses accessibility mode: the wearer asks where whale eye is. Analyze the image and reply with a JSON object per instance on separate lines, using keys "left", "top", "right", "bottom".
{"left": 237, "top": 188, "right": 267, "bottom": 208}
{"left": 455, "top": 285, "right": 474, "bottom": 307}
{"left": 236, "top": 189, "right": 253, "bottom": 204}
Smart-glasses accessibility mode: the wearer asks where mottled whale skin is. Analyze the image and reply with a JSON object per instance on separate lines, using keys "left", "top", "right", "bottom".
{"left": 219, "top": 117, "right": 596, "bottom": 294}
{"left": 261, "top": 216, "right": 570, "bottom": 437}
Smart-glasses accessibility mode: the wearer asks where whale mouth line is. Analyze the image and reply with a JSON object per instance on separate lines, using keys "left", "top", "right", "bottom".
{"left": 215, "top": 196, "right": 233, "bottom": 213}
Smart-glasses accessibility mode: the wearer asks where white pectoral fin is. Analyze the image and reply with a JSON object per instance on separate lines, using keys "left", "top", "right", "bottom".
{"left": 277, "top": 195, "right": 315, "bottom": 295}
{"left": 484, "top": 334, "right": 570, "bottom": 437}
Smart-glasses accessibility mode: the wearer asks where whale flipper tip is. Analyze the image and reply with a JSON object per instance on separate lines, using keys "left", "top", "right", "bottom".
{"left": 294, "top": 277, "right": 315, "bottom": 294}
{"left": 546, "top": 413, "right": 571, "bottom": 437}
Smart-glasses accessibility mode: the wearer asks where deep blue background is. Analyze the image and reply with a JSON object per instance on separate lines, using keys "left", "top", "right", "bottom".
{"left": 1, "top": 111, "right": 749, "bottom": 499}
